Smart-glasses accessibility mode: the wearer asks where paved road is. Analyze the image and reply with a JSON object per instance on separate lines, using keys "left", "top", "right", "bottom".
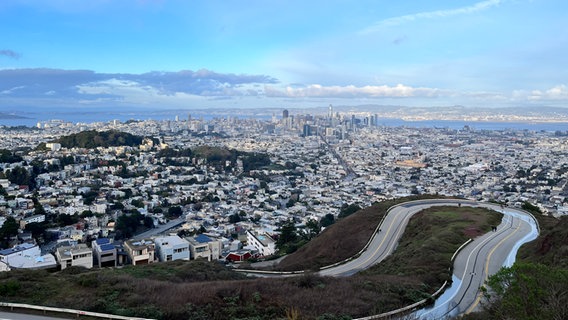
{"left": 417, "top": 202, "right": 538, "bottom": 319}
{"left": 243, "top": 199, "right": 538, "bottom": 319}
{"left": 317, "top": 201, "right": 426, "bottom": 277}
{"left": 0, "top": 311, "right": 66, "bottom": 320}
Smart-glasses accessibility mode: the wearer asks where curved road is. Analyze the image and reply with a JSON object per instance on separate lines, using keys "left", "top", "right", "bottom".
{"left": 416, "top": 201, "right": 538, "bottom": 319}
{"left": 244, "top": 199, "right": 538, "bottom": 319}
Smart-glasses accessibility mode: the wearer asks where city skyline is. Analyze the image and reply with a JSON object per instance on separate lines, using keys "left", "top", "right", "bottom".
{"left": 1, "top": 0, "right": 567, "bottom": 110}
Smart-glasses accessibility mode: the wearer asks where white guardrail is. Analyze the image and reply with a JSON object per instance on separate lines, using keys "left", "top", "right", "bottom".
{"left": 0, "top": 302, "right": 155, "bottom": 320}
{"left": 1, "top": 199, "right": 540, "bottom": 320}
{"left": 354, "top": 238, "right": 473, "bottom": 320}
{"left": 238, "top": 198, "right": 537, "bottom": 319}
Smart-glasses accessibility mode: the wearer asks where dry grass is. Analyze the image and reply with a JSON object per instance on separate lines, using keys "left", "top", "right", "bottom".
{"left": 0, "top": 197, "right": 506, "bottom": 320}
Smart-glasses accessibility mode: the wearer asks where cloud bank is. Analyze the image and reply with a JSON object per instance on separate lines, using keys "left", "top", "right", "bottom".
{"left": 265, "top": 84, "right": 441, "bottom": 98}
{"left": 1, "top": 68, "right": 566, "bottom": 109}
{"left": 0, "top": 68, "right": 278, "bottom": 103}
{"left": 528, "top": 85, "right": 568, "bottom": 101}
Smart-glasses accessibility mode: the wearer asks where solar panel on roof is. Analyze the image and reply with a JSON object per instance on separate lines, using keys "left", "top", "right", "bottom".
{"left": 95, "top": 238, "right": 110, "bottom": 245}
{"left": 195, "top": 234, "right": 212, "bottom": 243}
{"left": 99, "top": 244, "right": 115, "bottom": 251}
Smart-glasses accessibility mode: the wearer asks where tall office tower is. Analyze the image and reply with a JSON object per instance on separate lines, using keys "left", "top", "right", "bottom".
{"left": 303, "top": 124, "right": 312, "bottom": 137}
{"left": 188, "top": 113, "right": 192, "bottom": 122}
{"left": 282, "top": 109, "right": 289, "bottom": 119}
{"left": 328, "top": 104, "right": 333, "bottom": 119}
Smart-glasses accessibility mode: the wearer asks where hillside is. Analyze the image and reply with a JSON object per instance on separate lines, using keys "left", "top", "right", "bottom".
{"left": 274, "top": 195, "right": 443, "bottom": 271}
{"left": 0, "top": 197, "right": 505, "bottom": 320}
{"left": 518, "top": 215, "right": 568, "bottom": 268}
{"left": 463, "top": 214, "right": 568, "bottom": 320}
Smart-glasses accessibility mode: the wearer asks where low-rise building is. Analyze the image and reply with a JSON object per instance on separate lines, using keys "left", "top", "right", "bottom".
{"left": 92, "top": 238, "right": 117, "bottom": 268}
{"left": 187, "top": 234, "right": 222, "bottom": 261}
{"left": 154, "top": 235, "right": 190, "bottom": 262}
{"left": 0, "top": 243, "right": 56, "bottom": 270}
{"left": 246, "top": 230, "right": 276, "bottom": 256}
{"left": 225, "top": 249, "right": 254, "bottom": 262}
{"left": 55, "top": 243, "right": 93, "bottom": 270}
{"left": 19, "top": 214, "right": 46, "bottom": 229}
{"left": 124, "top": 238, "right": 155, "bottom": 265}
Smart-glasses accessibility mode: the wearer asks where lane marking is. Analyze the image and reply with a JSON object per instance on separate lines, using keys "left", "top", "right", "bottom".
{"left": 465, "top": 217, "right": 522, "bottom": 314}
{"left": 419, "top": 214, "right": 514, "bottom": 318}
{"left": 348, "top": 208, "right": 400, "bottom": 270}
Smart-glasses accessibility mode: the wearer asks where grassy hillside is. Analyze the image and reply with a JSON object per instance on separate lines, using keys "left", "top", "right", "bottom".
{"left": 365, "top": 206, "right": 501, "bottom": 287}
{"left": 518, "top": 215, "right": 568, "bottom": 268}
{"left": 275, "top": 195, "right": 443, "bottom": 271}
{"left": 0, "top": 198, "right": 505, "bottom": 320}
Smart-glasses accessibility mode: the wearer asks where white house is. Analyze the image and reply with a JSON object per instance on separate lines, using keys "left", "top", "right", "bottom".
{"left": 246, "top": 230, "right": 276, "bottom": 257}
{"left": 154, "top": 235, "right": 190, "bottom": 262}
{"left": 0, "top": 243, "right": 56, "bottom": 270}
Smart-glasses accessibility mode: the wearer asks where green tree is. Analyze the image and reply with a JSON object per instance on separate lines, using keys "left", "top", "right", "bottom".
{"left": 167, "top": 206, "right": 183, "bottom": 218}
{"left": 338, "top": 203, "right": 361, "bottom": 219}
{"left": 277, "top": 220, "right": 298, "bottom": 250}
{"left": 521, "top": 201, "right": 542, "bottom": 214}
{"left": 131, "top": 199, "right": 145, "bottom": 208}
{"left": 32, "top": 197, "right": 46, "bottom": 215}
{"left": 304, "top": 219, "right": 321, "bottom": 240}
{"left": 24, "top": 222, "right": 48, "bottom": 242}
{"left": 320, "top": 214, "right": 335, "bottom": 228}
{"left": 56, "top": 214, "right": 79, "bottom": 227}
{"left": 484, "top": 263, "right": 568, "bottom": 320}
{"left": 143, "top": 216, "right": 154, "bottom": 228}
{"left": 228, "top": 213, "right": 241, "bottom": 224}
{"left": 79, "top": 210, "right": 94, "bottom": 218}
{"left": 0, "top": 217, "right": 19, "bottom": 242}
{"left": 0, "top": 149, "right": 23, "bottom": 163}
{"left": 115, "top": 211, "right": 144, "bottom": 239}
{"left": 82, "top": 190, "right": 99, "bottom": 205}
{"left": 5, "top": 166, "right": 33, "bottom": 186}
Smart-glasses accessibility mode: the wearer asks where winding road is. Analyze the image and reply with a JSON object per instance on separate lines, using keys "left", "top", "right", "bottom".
{"left": 242, "top": 199, "right": 539, "bottom": 319}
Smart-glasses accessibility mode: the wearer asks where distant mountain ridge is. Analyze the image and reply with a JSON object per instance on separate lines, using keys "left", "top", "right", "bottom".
{"left": 0, "top": 112, "right": 29, "bottom": 119}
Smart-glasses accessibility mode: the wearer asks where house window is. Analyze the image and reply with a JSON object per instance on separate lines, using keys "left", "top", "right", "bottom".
{"left": 166, "top": 255, "right": 172, "bottom": 261}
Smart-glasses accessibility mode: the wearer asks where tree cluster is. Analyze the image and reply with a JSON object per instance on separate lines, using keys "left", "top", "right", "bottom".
{"left": 114, "top": 211, "right": 153, "bottom": 239}
{"left": 0, "top": 149, "right": 23, "bottom": 163}
{"left": 481, "top": 263, "right": 568, "bottom": 320}
{"left": 53, "top": 130, "right": 144, "bottom": 148}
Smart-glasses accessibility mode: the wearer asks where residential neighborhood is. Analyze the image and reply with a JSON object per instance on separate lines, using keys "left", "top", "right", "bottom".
{"left": 0, "top": 110, "right": 567, "bottom": 272}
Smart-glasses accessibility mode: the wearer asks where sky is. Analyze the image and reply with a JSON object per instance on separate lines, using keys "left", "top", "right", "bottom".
{"left": 1, "top": 0, "right": 567, "bottom": 111}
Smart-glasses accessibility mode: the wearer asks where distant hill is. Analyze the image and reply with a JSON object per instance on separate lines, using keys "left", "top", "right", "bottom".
{"left": 52, "top": 130, "right": 144, "bottom": 148}
{"left": 0, "top": 112, "right": 29, "bottom": 119}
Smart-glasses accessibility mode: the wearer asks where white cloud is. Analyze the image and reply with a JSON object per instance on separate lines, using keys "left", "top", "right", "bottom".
{"left": 264, "top": 84, "right": 441, "bottom": 98}
{"left": 361, "top": 0, "right": 502, "bottom": 33}
{"left": 0, "top": 86, "right": 25, "bottom": 95}
{"left": 527, "top": 84, "right": 568, "bottom": 101}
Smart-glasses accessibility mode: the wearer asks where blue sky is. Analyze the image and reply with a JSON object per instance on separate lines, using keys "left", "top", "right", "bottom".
{"left": 1, "top": 0, "right": 567, "bottom": 110}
